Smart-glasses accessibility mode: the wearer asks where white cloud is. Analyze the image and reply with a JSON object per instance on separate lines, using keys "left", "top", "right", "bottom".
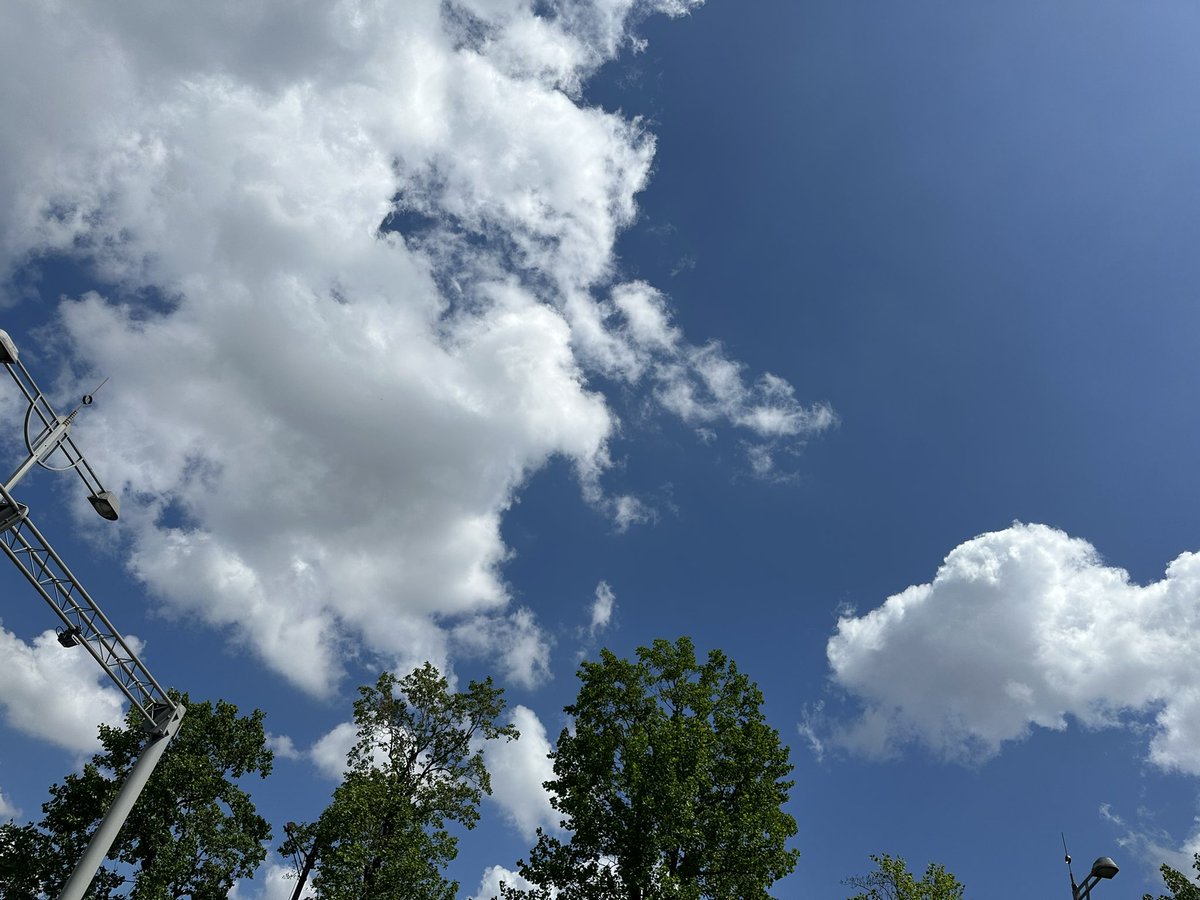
{"left": 796, "top": 701, "right": 826, "bottom": 764}
{"left": 309, "top": 721, "right": 357, "bottom": 780}
{"left": 484, "top": 704, "right": 558, "bottom": 838}
{"left": 229, "top": 861, "right": 297, "bottom": 900}
{"left": 825, "top": 523, "right": 1200, "bottom": 770}
{"left": 469, "top": 863, "right": 550, "bottom": 900}
{"left": 610, "top": 494, "right": 653, "bottom": 532}
{"left": 744, "top": 442, "right": 784, "bottom": 480}
{"left": 0, "top": 0, "right": 826, "bottom": 698}
{"left": 612, "top": 281, "right": 679, "bottom": 351}
{"left": 266, "top": 732, "right": 302, "bottom": 761}
{"left": 0, "top": 787, "right": 18, "bottom": 821}
{"left": 1101, "top": 803, "right": 1200, "bottom": 879}
{"left": 577, "top": 283, "right": 835, "bottom": 453}
{"left": 0, "top": 625, "right": 128, "bottom": 753}
{"left": 589, "top": 581, "right": 616, "bottom": 635}
{"left": 453, "top": 607, "right": 552, "bottom": 689}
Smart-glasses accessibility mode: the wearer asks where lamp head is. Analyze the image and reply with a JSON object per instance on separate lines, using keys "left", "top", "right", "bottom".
{"left": 88, "top": 490, "right": 120, "bottom": 521}
{"left": 0, "top": 330, "right": 17, "bottom": 364}
{"left": 1090, "top": 857, "right": 1119, "bottom": 880}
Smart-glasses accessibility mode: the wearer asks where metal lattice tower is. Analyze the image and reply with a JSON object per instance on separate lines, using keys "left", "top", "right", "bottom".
{"left": 0, "top": 484, "right": 172, "bottom": 730}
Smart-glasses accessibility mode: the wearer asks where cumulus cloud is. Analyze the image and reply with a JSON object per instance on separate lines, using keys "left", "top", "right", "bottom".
{"left": 0, "top": 0, "right": 828, "bottom": 698}
{"left": 824, "top": 523, "right": 1200, "bottom": 770}
{"left": 0, "top": 625, "right": 128, "bottom": 753}
{"left": 469, "top": 864, "right": 548, "bottom": 900}
{"left": 309, "top": 720, "right": 357, "bottom": 780}
{"left": 484, "top": 704, "right": 558, "bottom": 838}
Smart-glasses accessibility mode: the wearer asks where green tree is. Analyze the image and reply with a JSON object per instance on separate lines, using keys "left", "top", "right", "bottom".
{"left": 501, "top": 637, "right": 799, "bottom": 900}
{"left": 1144, "top": 854, "right": 1200, "bottom": 900}
{"left": 0, "top": 820, "right": 56, "bottom": 898}
{"left": 844, "top": 854, "right": 965, "bottom": 900}
{"left": 0, "top": 693, "right": 273, "bottom": 899}
{"left": 286, "top": 664, "right": 518, "bottom": 900}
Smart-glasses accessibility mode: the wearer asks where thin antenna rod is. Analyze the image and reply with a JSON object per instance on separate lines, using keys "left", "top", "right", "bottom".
{"left": 82, "top": 376, "right": 109, "bottom": 404}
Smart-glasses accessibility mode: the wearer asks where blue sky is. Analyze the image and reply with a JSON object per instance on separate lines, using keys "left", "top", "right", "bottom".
{"left": 1, "top": 1, "right": 1199, "bottom": 898}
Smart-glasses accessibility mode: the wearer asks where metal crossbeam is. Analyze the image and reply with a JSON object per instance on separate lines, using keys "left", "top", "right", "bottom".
{"left": 0, "top": 498, "right": 171, "bottom": 731}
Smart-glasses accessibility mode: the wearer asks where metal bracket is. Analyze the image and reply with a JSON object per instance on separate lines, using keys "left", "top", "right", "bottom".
{"left": 0, "top": 499, "right": 27, "bottom": 533}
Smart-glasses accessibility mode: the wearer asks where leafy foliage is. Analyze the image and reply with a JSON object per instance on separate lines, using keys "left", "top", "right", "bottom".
{"left": 1144, "top": 854, "right": 1200, "bottom": 900}
{"left": 502, "top": 637, "right": 799, "bottom": 900}
{"left": 0, "top": 693, "right": 272, "bottom": 899}
{"left": 287, "top": 664, "right": 518, "bottom": 900}
{"left": 843, "top": 854, "right": 965, "bottom": 900}
{"left": 0, "top": 820, "right": 57, "bottom": 898}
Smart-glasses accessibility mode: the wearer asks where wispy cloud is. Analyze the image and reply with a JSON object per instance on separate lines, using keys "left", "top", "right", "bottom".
{"left": 452, "top": 607, "right": 553, "bottom": 689}
{"left": 0, "top": 786, "right": 19, "bottom": 821}
{"left": 589, "top": 581, "right": 616, "bottom": 636}
{"left": 1100, "top": 802, "right": 1200, "bottom": 879}
{"left": 797, "top": 701, "right": 826, "bottom": 764}
{"left": 575, "top": 580, "right": 618, "bottom": 660}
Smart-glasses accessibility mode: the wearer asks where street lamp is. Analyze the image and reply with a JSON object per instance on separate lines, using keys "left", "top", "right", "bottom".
{"left": 1065, "top": 847, "right": 1119, "bottom": 900}
{"left": 0, "top": 328, "right": 184, "bottom": 900}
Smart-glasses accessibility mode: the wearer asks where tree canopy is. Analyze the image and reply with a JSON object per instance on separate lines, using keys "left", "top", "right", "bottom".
{"left": 502, "top": 636, "right": 799, "bottom": 900}
{"left": 0, "top": 693, "right": 272, "bottom": 899}
{"left": 844, "top": 854, "right": 965, "bottom": 900}
{"left": 284, "top": 664, "right": 518, "bottom": 900}
{"left": 1144, "top": 854, "right": 1200, "bottom": 900}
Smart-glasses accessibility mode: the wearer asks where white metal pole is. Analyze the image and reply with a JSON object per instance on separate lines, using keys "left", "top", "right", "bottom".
{"left": 4, "top": 413, "right": 74, "bottom": 493}
{"left": 56, "top": 704, "right": 186, "bottom": 900}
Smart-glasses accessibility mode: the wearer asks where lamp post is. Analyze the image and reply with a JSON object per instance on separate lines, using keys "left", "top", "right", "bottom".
{"left": 0, "top": 328, "right": 184, "bottom": 900}
{"left": 1066, "top": 849, "right": 1119, "bottom": 900}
